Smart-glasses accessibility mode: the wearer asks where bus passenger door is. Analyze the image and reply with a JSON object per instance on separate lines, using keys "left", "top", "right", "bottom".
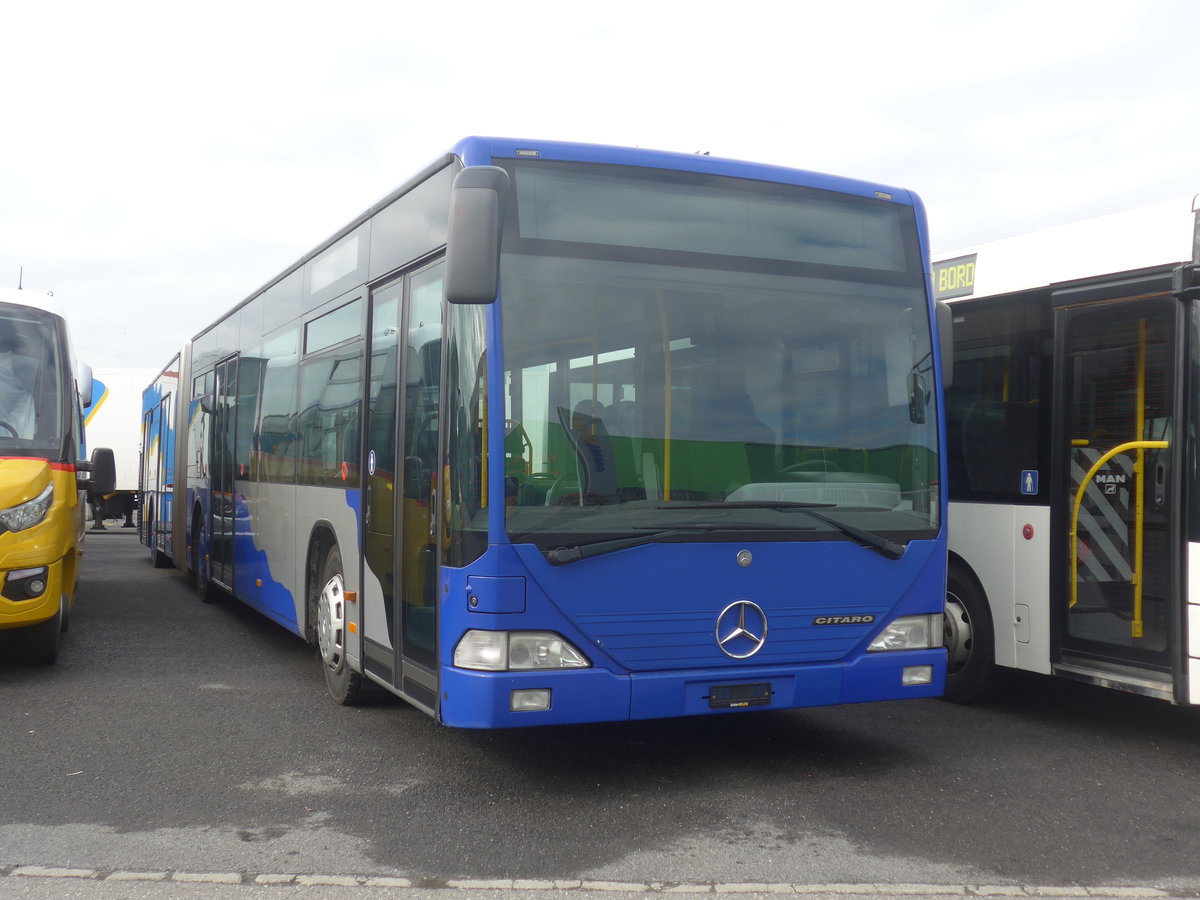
{"left": 141, "top": 400, "right": 168, "bottom": 557}
{"left": 362, "top": 281, "right": 402, "bottom": 685}
{"left": 1052, "top": 296, "right": 1181, "bottom": 688}
{"left": 360, "top": 261, "right": 444, "bottom": 713}
{"left": 209, "top": 356, "right": 238, "bottom": 590}
{"left": 395, "top": 262, "right": 444, "bottom": 711}
{"left": 140, "top": 406, "right": 158, "bottom": 546}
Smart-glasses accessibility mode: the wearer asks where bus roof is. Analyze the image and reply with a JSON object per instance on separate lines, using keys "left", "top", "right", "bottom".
{"left": 190, "top": 136, "right": 929, "bottom": 346}
{"left": 932, "top": 193, "right": 1200, "bottom": 301}
{"left": 450, "top": 136, "right": 920, "bottom": 206}
{"left": 0, "top": 286, "right": 66, "bottom": 318}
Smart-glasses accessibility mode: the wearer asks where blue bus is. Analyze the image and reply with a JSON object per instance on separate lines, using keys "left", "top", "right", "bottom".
{"left": 144, "top": 137, "right": 950, "bottom": 727}
{"left": 140, "top": 357, "right": 179, "bottom": 568}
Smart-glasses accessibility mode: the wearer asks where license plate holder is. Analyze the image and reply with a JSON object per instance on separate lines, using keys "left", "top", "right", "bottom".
{"left": 708, "top": 682, "right": 772, "bottom": 709}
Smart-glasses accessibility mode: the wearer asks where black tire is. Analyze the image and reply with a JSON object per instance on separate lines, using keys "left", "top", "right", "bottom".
{"left": 942, "top": 563, "right": 1010, "bottom": 703}
{"left": 192, "top": 509, "right": 217, "bottom": 604}
{"left": 312, "top": 544, "right": 370, "bottom": 706}
{"left": 23, "top": 602, "right": 63, "bottom": 665}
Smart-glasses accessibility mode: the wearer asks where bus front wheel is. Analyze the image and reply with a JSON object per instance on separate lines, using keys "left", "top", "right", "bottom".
{"left": 942, "top": 564, "right": 1009, "bottom": 703}
{"left": 313, "top": 545, "right": 369, "bottom": 706}
{"left": 23, "top": 600, "right": 64, "bottom": 665}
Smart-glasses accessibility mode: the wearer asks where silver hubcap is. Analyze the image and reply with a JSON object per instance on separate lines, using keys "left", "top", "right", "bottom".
{"left": 317, "top": 573, "right": 346, "bottom": 671}
{"left": 943, "top": 592, "right": 973, "bottom": 673}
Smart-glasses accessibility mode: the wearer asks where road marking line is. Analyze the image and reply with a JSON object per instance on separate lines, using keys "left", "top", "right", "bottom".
{"left": 11, "top": 866, "right": 96, "bottom": 879}
{"left": 0, "top": 867, "right": 1177, "bottom": 897}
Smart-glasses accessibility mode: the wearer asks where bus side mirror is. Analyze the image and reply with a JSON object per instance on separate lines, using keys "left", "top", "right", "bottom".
{"left": 78, "top": 362, "right": 94, "bottom": 408}
{"left": 79, "top": 447, "right": 116, "bottom": 494}
{"left": 445, "top": 166, "right": 510, "bottom": 305}
{"left": 937, "top": 300, "right": 954, "bottom": 388}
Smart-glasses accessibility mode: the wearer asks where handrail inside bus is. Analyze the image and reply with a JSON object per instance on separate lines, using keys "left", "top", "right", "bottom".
{"left": 1069, "top": 440, "right": 1169, "bottom": 632}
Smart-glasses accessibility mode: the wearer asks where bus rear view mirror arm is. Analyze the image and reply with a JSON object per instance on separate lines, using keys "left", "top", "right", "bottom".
{"left": 445, "top": 166, "right": 510, "bottom": 304}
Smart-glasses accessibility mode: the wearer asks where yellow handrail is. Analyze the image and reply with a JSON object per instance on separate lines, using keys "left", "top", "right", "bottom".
{"left": 1069, "top": 440, "right": 1168, "bottom": 622}
{"left": 1133, "top": 319, "right": 1148, "bottom": 638}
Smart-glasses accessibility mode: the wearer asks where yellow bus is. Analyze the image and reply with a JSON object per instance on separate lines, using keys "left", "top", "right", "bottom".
{"left": 0, "top": 287, "right": 114, "bottom": 664}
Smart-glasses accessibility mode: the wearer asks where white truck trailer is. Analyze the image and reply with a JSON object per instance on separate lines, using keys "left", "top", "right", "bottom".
{"left": 84, "top": 368, "right": 156, "bottom": 529}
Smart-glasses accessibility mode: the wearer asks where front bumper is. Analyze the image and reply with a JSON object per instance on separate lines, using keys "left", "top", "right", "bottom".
{"left": 0, "top": 556, "right": 67, "bottom": 630}
{"left": 438, "top": 648, "right": 946, "bottom": 728}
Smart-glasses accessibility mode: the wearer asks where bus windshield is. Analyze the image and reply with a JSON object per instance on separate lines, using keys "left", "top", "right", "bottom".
{"left": 0, "top": 301, "right": 66, "bottom": 461}
{"left": 500, "top": 161, "right": 940, "bottom": 550}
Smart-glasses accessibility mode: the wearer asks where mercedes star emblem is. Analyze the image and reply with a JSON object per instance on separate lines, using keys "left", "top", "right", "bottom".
{"left": 715, "top": 600, "right": 768, "bottom": 659}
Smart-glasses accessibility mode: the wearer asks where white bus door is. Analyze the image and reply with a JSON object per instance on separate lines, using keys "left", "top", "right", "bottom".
{"left": 1053, "top": 295, "right": 1181, "bottom": 691}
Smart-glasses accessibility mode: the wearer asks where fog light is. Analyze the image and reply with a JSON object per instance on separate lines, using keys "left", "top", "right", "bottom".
{"left": 511, "top": 688, "right": 551, "bottom": 711}
{"left": 902, "top": 665, "right": 933, "bottom": 686}
{"left": 2, "top": 566, "right": 49, "bottom": 601}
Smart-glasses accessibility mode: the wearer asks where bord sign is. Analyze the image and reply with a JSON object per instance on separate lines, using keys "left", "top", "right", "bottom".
{"left": 933, "top": 254, "right": 977, "bottom": 300}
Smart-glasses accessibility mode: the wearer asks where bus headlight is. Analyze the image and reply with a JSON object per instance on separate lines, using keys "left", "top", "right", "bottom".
{"left": 454, "top": 630, "right": 590, "bottom": 671}
{"left": 867, "top": 614, "right": 943, "bottom": 652}
{"left": 0, "top": 484, "right": 53, "bottom": 534}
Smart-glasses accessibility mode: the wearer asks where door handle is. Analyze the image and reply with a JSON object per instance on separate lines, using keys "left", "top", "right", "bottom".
{"left": 1155, "top": 460, "right": 1167, "bottom": 507}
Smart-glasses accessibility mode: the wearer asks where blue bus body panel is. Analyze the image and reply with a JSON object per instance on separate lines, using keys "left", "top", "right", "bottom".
{"left": 438, "top": 537, "right": 946, "bottom": 728}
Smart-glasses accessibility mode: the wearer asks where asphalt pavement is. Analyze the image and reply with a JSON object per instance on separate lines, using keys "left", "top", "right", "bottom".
{"left": 3, "top": 532, "right": 1200, "bottom": 898}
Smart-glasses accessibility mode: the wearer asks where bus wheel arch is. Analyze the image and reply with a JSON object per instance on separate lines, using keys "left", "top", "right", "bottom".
{"left": 306, "top": 529, "right": 370, "bottom": 706}
{"left": 943, "top": 555, "right": 1009, "bottom": 703}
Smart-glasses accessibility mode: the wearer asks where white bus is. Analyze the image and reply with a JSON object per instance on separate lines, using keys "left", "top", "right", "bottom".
{"left": 935, "top": 194, "right": 1200, "bottom": 703}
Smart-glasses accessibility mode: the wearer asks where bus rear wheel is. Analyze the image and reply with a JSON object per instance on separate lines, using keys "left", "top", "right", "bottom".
{"left": 192, "top": 509, "right": 217, "bottom": 604}
{"left": 313, "top": 545, "right": 369, "bottom": 706}
{"left": 942, "top": 564, "right": 1009, "bottom": 703}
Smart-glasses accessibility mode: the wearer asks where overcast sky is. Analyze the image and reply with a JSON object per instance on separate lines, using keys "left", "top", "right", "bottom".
{"left": 3, "top": 0, "right": 1198, "bottom": 370}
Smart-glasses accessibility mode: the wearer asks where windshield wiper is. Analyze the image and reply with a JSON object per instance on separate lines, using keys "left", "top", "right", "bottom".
{"left": 656, "top": 500, "right": 906, "bottom": 560}
{"left": 544, "top": 521, "right": 815, "bottom": 566}
{"left": 546, "top": 529, "right": 689, "bottom": 565}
